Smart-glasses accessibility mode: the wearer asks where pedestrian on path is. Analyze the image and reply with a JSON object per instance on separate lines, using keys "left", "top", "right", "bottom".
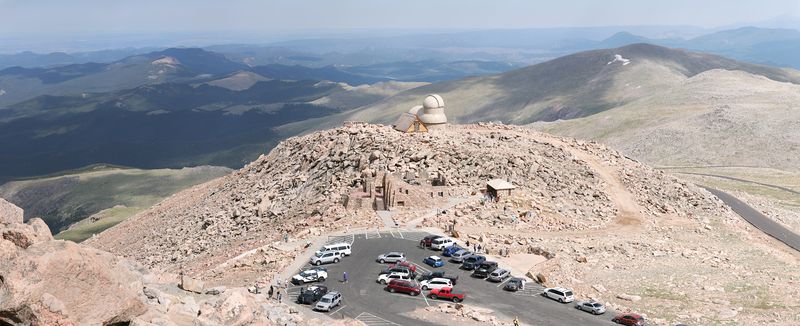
{"left": 343, "top": 271, "right": 349, "bottom": 283}
{"left": 277, "top": 291, "right": 282, "bottom": 303}
{"left": 514, "top": 316, "right": 520, "bottom": 326}
{"left": 268, "top": 285, "right": 274, "bottom": 299}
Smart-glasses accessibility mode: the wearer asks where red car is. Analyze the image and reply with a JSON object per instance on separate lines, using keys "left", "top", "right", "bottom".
{"left": 386, "top": 279, "right": 421, "bottom": 296}
{"left": 419, "top": 235, "right": 442, "bottom": 248}
{"left": 388, "top": 261, "right": 417, "bottom": 273}
{"left": 428, "top": 287, "right": 465, "bottom": 303}
{"left": 612, "top": 314, "right": 645, "bottom": 326}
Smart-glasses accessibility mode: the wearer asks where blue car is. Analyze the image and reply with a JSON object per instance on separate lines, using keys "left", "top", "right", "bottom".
{"left": 423, "top": 255, "right": 445, "bottom": 268}
{"left": 441, "top": 246, "right": 463, "bottom": 257}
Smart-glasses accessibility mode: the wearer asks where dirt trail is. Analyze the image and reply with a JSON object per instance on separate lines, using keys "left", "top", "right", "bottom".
{"left": 539, "top": 134, "right": 645, "bottom": 228}
{"left": 459, "top": 129, "right": 646, "bottom": 237}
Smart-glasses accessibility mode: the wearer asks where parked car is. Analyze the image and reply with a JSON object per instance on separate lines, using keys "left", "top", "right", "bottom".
{"left": 314, "top": 291, "right": 342, "bottom": 312}
{"left": 612, "top": 313, "right": 645, "bottom": 326}
{"left": 420, "top": 278, "right": 453, "bottom": 291}
{"left": 441, "top": 246, "right": 463, "bottom": 257}
{"left": 379, "top": 266, "right": 413, "bottom": 277}
{"left": 428, "top": 287, "right": 465, "bottom": 302}
{"left": 377, "top": 272, "right": 412, "bottom": 285}
{"left": 388, "top": 260, "right": 417, "bottom": 273}
{"left": 471, "top": 261, "right": 498, "bottom": 278}
{"left": 292, "top": 268, "right": 328, "bottom": 284}
{"left": 423, "top": 255, "right": 445, "bottom": 268}
{"left": 430, "top": 237, "right": 456, "bottom": 250}
{"left": 297, "top": 285, "right": 328, "bottom": 304}
{"left": 376, "top": 252, "right": 406, "bottom": 264}
{"left": 542, "top": 287, "right": 575, "bottom": 303}
{"left": 316, "top": 242, "right": 352, "bottom": 257}
{"left": 503, "top": 277, "right": 526, "bottom": 291}
{"left": 460, "top": 255, "right": 486, "bottom": 270}
{"left": 419, "top": 235, "right": 442, "bottom": 248}
{"left": 575, "top": 300, "right": 606, "bottom": 315}
{"left": 310, "top": 251, "right": 341, "bottom": 266}
{"left": 418, "top": 271, "right": 459, "bottom": 285}
{"left": 487, "top": 268, "right": 510, "bottom": 282}
{"left": 450, "top": 249, "right": 473, "bottom": 263}
{"left": 385, "top": 279, "right": 421, "bottom": 296}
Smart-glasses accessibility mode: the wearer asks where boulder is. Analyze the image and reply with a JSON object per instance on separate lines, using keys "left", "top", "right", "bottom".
{"left": 1, "top": 218, "right": 54, "bottom": 249}
{"left": 179, "top": 275, "right": 205, "bottom": 294}
{"left": 616, "top": 293, "right": 642, "bottom": 302}
{"left": 205, "top": 286, "right": 227, "bottom": 295}
{"left": 0, "top": 198, "right": 23, "bottom": 225}
{"left": 0, "top": 240, "right": 148, "bottom": 325}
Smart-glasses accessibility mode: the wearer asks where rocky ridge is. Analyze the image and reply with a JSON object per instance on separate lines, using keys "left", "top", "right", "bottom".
{"left": 88, "top": 123, "right": 720, "bottom": 280}
{"left": 0, "top": 200, "right": 337, "bottom": 325}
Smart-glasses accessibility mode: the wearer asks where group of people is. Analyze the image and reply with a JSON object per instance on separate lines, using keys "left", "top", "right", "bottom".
{"left": 266, "top": 276, "right": 285, "bottom": 302}
{"left": 465, "top": 240, "right": 483, "bottom": 253}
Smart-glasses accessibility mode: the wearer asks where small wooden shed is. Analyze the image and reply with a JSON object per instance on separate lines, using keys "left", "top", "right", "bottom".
{"left": 393, "top": 113, "right": 428, "bottom": 133}
{"left": 486, "top": 179, "right": 516, "bottom": 198}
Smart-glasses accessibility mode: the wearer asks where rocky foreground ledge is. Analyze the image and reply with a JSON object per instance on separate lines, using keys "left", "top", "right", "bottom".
{"left": 0, "top": 198, "right": 347, "bottom": 326}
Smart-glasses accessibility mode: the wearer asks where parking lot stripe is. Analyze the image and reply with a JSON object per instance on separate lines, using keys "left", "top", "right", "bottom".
{"left": 497, "top": 278, "right": 511, "bottom": 288}
{"left": 395, "top": 229, "right": 404, "bottom": 239}
{"left": 329, "top": 304, "right": 347, "bottom": 315}
{"left": 355, "top": 312, "right": 402, "bottom": 326}
{"left": 388, "top": 229, "right": 396, "bottom": 238}
{"left": 409, "top": 262, "right": 431, "bottom": 274}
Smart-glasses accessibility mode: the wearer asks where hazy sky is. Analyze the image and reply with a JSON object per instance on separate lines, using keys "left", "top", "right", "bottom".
{"left": 2, "top": 0, "right": 799, "bottom": 35}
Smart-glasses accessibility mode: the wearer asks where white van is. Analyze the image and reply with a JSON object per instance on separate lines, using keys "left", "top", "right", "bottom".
{"left": 430, "top": 237, "right": 456, "bottom": 250}
{"left": 317, "top": 243, "right": 352, "bottom": 256}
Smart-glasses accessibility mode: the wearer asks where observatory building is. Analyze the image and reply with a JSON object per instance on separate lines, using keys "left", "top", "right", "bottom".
{"left": 417, "top": 94, "right": 447, "bottom": 129}
{"left": 394, "top": 94, "right": 448, "bottom": 133}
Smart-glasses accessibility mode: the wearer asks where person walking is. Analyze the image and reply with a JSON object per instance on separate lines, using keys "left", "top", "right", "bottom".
{"left": 268, "top": 285, "right": 274, "bottom": 299}
{"left": 277, "top": 291, "right": 282, "bottom": 303}
{"left": 343, "top": 271, "right": 349, "bottom": 283}
{"left": 513, "top": 316, "right": 520, "bottom": 326}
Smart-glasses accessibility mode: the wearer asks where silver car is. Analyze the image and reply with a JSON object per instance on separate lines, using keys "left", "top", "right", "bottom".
{"left": 314, "top": 291, "right": 342, "bottom": 311}
{"left": 310, "top": 251, "right": 341, "bottom": 265}
{"left": 449, "top": 249, "right": 473, "bottom": 263}
{"left": 376, "top": 252, "right": 406, "bottom": 264}
{"left": 487, "top": 268, "right": 510, "bottom": 282}
{"left": 575, "top": 300, "right": 606, "bottom": 315}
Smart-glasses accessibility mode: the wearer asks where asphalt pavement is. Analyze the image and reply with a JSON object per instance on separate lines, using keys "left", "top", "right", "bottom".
{"left": 703, "top": 187, "right": 800, "bottom": 252}
{"left": 287, "top": 229, "right": 618, "bottom": 326}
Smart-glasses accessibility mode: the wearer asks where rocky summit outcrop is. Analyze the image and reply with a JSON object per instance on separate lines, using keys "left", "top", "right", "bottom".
{"left": 0, "top": 199, "right": 146, "bottom": 325}
{"left": 0, "top": 199, "right": 333, "bottom": 326}
{"left": 88, "top": 123, "right": 727, "bottom": 287}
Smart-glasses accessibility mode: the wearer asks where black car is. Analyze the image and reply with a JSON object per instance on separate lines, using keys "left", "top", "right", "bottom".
{"left": 504, "top": 277, "right": 526, "bottom": 292}
{"left": 471, "top": 261, "right": 498, "bottom": 278}
{"left": 379, "top": 266, "right": 415, "bottom": 278}
{"left": 418, "top": 271, "right": 459, "bottom": 285}
{"left": 297, "top": 285, "right": 329, "bottom": 304}
{"left": 460, "top": 255, "right": 486, "bottom": 270}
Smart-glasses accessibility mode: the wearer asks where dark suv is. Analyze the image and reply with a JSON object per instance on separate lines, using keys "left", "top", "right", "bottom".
{"left": 461, "top": 255, "right": 486, "bottom": 270}
{"left": 418, "top": 271, "right": 459, "bottom": 285}
{"left": 471, "top": 261, "right": 498, "bottom": 278}
{"left": 379, "top": 266, "right": 416, "bottom": 278}
{"left": 386, "top": 279, "right": 421, "bottom": 296}
{"left": 297, "top": 285, "right": 328, "bottom": 304}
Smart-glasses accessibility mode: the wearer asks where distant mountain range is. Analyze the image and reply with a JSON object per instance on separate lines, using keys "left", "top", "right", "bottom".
{"left": 283, "top": 43, "right": 800, "bottom": 171}
{"left": 583, "top": 27, "right": 800, "bottom": 68}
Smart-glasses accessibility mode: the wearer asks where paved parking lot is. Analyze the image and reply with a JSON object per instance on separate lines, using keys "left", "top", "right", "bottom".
{"left": 287, "top": 230, "right": 617, "bottom": 325}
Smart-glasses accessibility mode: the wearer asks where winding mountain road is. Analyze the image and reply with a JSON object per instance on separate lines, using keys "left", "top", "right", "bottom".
{"left": 703, "top": 187, "right": 800, "bottom": 252}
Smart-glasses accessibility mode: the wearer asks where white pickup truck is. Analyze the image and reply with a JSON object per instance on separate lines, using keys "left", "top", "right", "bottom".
{"left": 292, "top": 268, "right": 328, "bottom": 284}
